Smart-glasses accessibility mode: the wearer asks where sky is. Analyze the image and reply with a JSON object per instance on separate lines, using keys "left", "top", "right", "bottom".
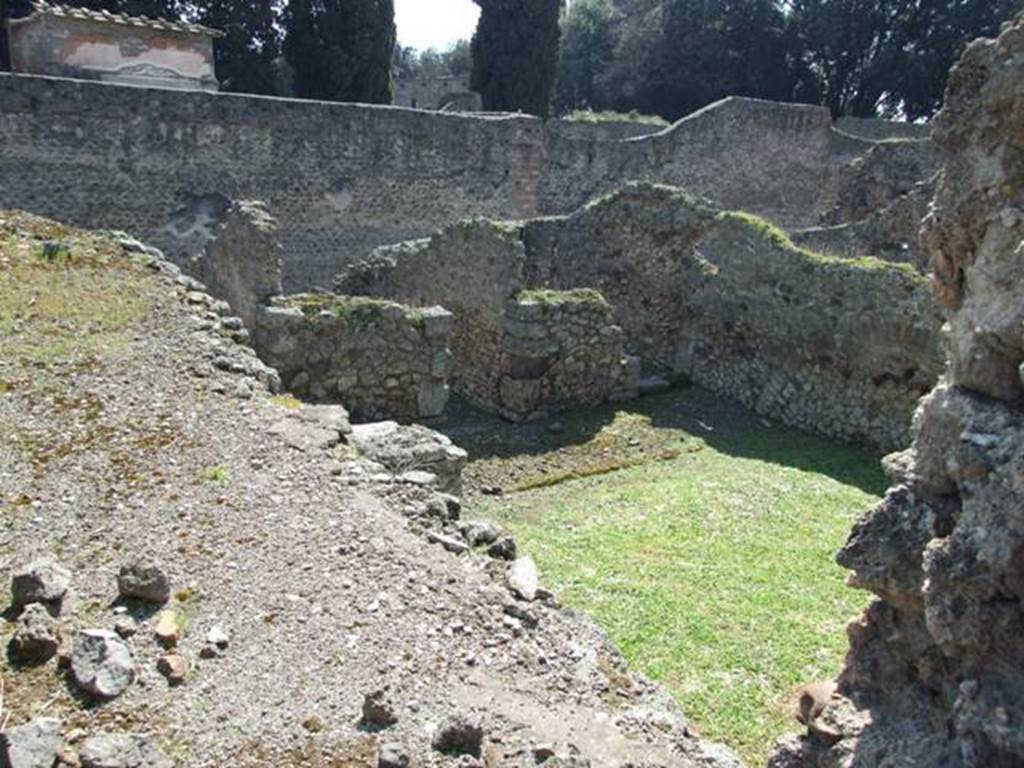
{"left": 394, "top": 0, "right": 480, "bottom": 51}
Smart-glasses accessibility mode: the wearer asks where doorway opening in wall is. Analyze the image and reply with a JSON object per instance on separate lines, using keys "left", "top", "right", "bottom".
{"left": 437, "top": 384, "right": 884, "bottom": 765}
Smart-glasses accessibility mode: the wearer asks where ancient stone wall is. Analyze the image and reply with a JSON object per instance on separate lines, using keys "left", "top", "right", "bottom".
{"left": 188, "top": 200, "right": 281, "bottom": 330}
{"left": 539, "top": 97, "right": 879, "bottom": 230}
{"left": 524, "top": 185, "right": 711, "bottom": 368}
{"left": 337, "top": 224, "right": 637, "bottom": 419}
{"left": 682, "top": 212, "right": 944, "bottom": 450}
{"left": 770, "top": 17, "right": 1024, "bottom": 768}
{"left": 340, "top": 183, "right": 944, "bottom": 448}
{"left": 338, "top": 220, "right": 527, "bottom": 411}
{"left": 252, "top": 295, "right": 453, "bottom": 422}
{"left": 0, "top": 74, "right": 933, "bottom": 291}
{"left": 497, "top": 290, "right": 638, "bottom": 419}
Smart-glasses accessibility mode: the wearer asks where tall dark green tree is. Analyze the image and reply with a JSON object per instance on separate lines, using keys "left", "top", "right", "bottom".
{"left": 787, "top": 0, "right": 1024, "bottom": 119}
{"left": 192, "top": 0, "right": 280, "bottom": 95}
{"left": 470, "top": 0, "right": 562, "bottom": 117}
{"left": 556, "top": 0, "right": 619, "bottom": 111}
{"left": 639, "top": 0, "right": 794, "bottom": 120}
{"left": 283, "top": 0, "right": 395, "bottom": 103}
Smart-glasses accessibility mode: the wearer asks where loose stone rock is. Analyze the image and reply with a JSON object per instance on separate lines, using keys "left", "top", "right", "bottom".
{"left": 459, "top": 520, "right": 501, "bottom": 547}
{"left": 361, "top": 690, "right": 399, "bottom": 729}
{"left": 377, "top": 742, "right": 410, "bottom": 768}
{"left": 153, "top": 610, "right": 179, "bottom": 647}
{"left": 487, "top": 536, "right": 517, "bottom": 561}
{"left": 157, "top": 653, "right": 187, "bottom": 685}
{"left": 507, "top": 556, "right": 540, "bottom": 602}
{"left": 116, "top": 560, "right": 170, "bottom": 604}
{"left": 426, "top": 532, "right": 470, "bottom": 555}
{"left": 70, "top": 630, "right": 135, "bottom": 700}
{"left": 11, "top": 558, "right": 70, "bottom": 608}
{"left": 113, "top": 619, "right": 137, "bottom": 639}
{"left": 78, "top": 734, "right": 172, "bottom": 768}
{"left": 9, "top": 603, "right": 60, "bottom": 664}
{"left": 0, "top": 717, "right": 61, "bottom": 768}
{"left": 431, "top": 714, "right": 484, "bottom": 756}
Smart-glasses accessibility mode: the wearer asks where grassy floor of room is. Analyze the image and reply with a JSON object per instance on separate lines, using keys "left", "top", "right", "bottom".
{"left": 459, "top": 392, "right": 885, "bottom": 765}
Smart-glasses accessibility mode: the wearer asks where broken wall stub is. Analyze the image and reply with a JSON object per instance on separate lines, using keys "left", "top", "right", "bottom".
{"left": 770, "top": 17, "right": 1024, "bottom": 768}
{"left": 253, "top": 295, "right": 453, "bottom": 422}
{"left": 189, "top": 200, "right": 282, "bottom": 331}
{"left": 498, "top": 291, "right": 639, "bottom": 420}
{"left": 338, "top": 223, "right": 638, "bottom": 420}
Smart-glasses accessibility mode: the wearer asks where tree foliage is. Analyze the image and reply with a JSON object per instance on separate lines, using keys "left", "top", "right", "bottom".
{"left": 192, "top": 1, "right": 280, "bottom": 95}
{"left": 283, "top": 0, "right": 395, "bottom": 103}
{"left": 557, "top": 0, "right": 1024, "bottom": 121}
{"left": 394, "top": 39, "right": 472, "bottom": 80}
{"left": 471, "top": 0, "right": 562, "bottom": 117}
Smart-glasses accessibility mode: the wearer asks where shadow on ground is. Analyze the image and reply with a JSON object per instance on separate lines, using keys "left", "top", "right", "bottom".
{"left": 436, "top": 384, "right": 888, "bottom": 498}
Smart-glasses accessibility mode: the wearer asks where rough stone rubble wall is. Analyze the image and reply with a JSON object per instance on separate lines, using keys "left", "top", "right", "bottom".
{"left": 337, "top": 224, "right": 637, "bottom": 420}
{"left": 497, "top": 293, "right": 637, "bottom": 420}
{"left": 253, "top": 296, "right": 453, "bottom": 422}
{"left": 683, "top": 213, "right": 943, "bottom": 450}
{"left": 341, "top": 183, "right": 944, "bottom": 448}
{"left": 0, "top": 74, "right": 929, "bottom": 291}
{"left": 771, "top": 18, "right": 1024, "bottom": 768}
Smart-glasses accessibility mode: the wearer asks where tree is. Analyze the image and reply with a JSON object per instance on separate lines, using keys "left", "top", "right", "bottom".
{"left": 556, "top": 0, "right": 619, "bottom": 111}
{"left": 607, "top": 0, "right": 794, "bottom": 120}
{"left": 470, "top": 0, "right": 562, "bottom": 117}
{"left": 786, "top": 0, "right": 1024, "bottom": 119}
{"left": 283, "top": 0, "right": 396, "bottom": 103}
{"left": 192, "top": 0, "right": 280, "bottom": 95}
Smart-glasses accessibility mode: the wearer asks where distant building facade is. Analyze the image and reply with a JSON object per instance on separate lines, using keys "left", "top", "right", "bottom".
{"left": 394, "top": 75, "right": 482, "bottom": 112}
{"left": 5, "top": 1, "right": 222, "bottom": 91}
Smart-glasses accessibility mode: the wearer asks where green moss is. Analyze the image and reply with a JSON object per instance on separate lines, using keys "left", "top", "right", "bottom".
{"left": 197, "top": 465, "right": 230, "bottom": 486}
{"left": 715, "top": 211, "right": 923, "bottom": 279}
{"left": 565, "top": 109, "right": 670, "bottom": 128}
{"left": 517, "top": 287, "right": 608, "bottom": 306}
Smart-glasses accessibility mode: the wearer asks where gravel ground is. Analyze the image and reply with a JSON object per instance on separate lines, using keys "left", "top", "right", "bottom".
{"left": 0, "top": 213, "right": 742, "bottom": 767}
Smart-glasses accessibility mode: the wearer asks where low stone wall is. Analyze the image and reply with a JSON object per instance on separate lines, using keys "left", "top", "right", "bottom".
{"left": 497, "top": 290, "right": 638, "bottom": 420}
{"left": 337, "top": 233, "right": 636, "bottom": 419}
{"left": 253, "top": 295, "right": 453, "bottom": 422}
{"left": 678, "top": 212, "right": 944, "bottom": 449}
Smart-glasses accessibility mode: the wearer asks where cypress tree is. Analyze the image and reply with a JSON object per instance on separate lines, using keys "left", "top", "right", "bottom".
{"left": 471, "top": 0, "right": 562, "bottom": 118}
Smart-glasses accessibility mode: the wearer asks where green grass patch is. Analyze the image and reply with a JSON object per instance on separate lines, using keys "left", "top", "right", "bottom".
{"left": 197, "top": 465, "right": 230, "bottom": 486}
{"left": 0, "top": 231, "right": 151, "bottom": 365}
{"left": 271, "top": 394, "right": 303, "bottom": 410}
{"left": 473, "top": 416, "right": 882, "bottom": 765}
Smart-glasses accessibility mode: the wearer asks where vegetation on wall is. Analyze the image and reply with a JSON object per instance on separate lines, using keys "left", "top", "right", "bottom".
{"left": 470, "top": 0, "right": 563, "bottom": 117}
